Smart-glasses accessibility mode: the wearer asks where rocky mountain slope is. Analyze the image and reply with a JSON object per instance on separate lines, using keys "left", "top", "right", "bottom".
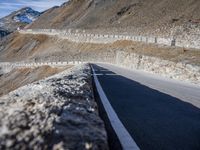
{"left": 0, "top": 7, "right": 40, "bottom": 37}
{"left": 29, "top": 0, "right": 200, "bottom": 36}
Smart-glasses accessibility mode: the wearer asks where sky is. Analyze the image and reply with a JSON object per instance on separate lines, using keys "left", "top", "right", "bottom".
{"left": 0, "top": 0, "right": 67, "bottom": 18}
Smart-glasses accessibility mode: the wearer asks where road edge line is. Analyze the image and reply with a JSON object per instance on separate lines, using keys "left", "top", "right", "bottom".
{"left": 91, "top": 64, "right": 140, "bottom": 150}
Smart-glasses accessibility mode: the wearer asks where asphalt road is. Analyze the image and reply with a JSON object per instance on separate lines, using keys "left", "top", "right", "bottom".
{"left": 92, "top": 63, "right": 200, "bottom": 150}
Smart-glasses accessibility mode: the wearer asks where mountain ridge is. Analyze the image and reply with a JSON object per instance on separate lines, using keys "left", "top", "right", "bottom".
{"left": 0, "top": 7, "right": 41, "bottom": 38}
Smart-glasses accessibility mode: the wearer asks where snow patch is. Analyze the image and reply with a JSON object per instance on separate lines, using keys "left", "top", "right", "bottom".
{"left": 12, "top": 7, "right": 40, "bottom": 23}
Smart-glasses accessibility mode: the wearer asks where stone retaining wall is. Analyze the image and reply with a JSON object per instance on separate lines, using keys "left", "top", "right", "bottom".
{"left": 20, "top": 29, "right": 200, "bottom": 49}
{"left": 116, "top": 51, "right": 200, "bottom": 84}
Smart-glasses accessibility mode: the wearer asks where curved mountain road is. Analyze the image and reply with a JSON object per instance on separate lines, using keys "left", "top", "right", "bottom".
{"left": 92, "top": 63, "right": 200, "bottom": 150}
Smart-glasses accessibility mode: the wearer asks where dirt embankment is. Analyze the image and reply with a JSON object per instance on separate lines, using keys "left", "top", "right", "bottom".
{"left": 0, "top": 65, "right": 68, "bottom": 96}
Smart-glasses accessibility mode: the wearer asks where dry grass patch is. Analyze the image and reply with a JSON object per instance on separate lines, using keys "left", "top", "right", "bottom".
{"left": 0, "top": 65, "right": 70, "bottom": 96}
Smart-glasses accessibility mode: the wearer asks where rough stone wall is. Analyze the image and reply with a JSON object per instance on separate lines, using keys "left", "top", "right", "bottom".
{"left": 0, "top": 64, "right": 109, "bottom": 150}
{"left": 116, "top": 51, "right": 200, "bottom": 84}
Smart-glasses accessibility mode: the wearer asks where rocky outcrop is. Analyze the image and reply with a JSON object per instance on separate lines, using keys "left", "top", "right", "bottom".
{"left": 0, "top": 29, "right": 10, "bottom": 38}
{"left": 0, "top": 64, "right": 108, "bottom": 150}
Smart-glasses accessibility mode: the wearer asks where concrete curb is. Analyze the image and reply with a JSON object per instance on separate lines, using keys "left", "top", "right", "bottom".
{"left": 91, "top": 65, "right": 140, "bottom": 150}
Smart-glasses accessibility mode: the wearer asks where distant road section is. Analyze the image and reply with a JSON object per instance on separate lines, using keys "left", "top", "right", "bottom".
{"left": 92, "top": 63, "right": 200, "bottom": 150}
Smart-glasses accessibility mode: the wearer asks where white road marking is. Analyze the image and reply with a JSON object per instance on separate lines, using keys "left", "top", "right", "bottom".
{"left": 91, "top": 65, "right": 140, "bottom": 150}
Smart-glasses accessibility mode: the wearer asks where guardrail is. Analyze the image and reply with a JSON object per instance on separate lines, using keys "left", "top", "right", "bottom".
{"left": 0, "top": 61, "right": 85, "bottom": 70}
{"left": 20, "top": 29, "right": 200, "bottom": 49}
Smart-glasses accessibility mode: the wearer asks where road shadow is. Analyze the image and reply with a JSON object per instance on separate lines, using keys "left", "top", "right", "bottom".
{"left": 92, "top": 64, "right": 200, "bottom": 150}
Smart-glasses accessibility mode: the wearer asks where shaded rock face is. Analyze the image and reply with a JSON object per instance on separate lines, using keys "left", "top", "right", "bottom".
{"left": 0, "top": 29, "right": 10, "bottom": 38}
{"left": 0, "top": 64, "right": 108, "bottom": 150}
